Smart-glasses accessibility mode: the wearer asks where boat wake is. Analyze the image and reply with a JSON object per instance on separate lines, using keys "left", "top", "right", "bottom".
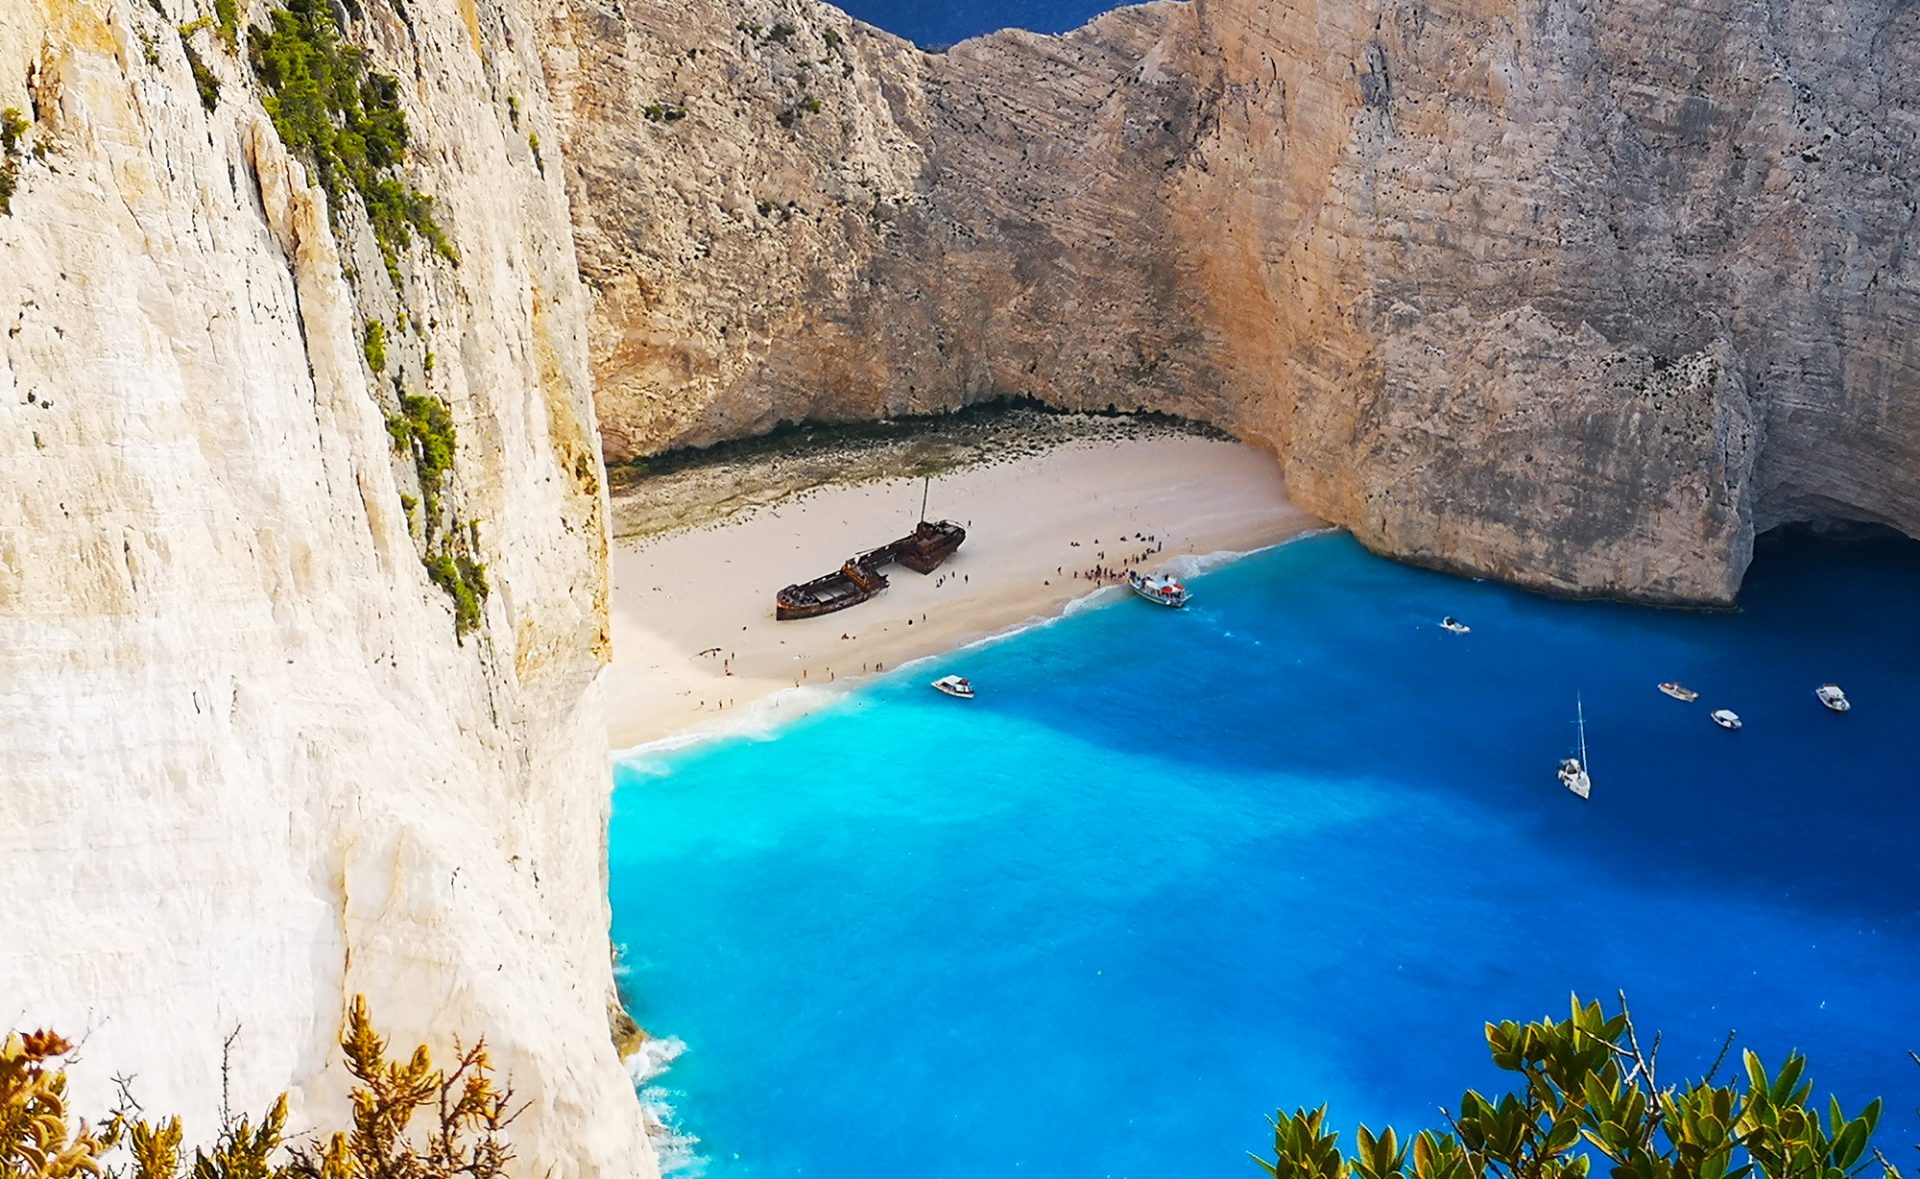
{"left": 627, "top": 1036, "right": 704, "bottom": 1176}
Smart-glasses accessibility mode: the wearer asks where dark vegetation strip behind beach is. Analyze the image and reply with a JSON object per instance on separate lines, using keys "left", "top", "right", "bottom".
{"left": 606, "top": 399, "right": 1233, "bottom": 540}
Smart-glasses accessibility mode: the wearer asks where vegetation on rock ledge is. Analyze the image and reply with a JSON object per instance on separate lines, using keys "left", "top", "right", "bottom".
{"left": 244, "top": 0, "right": 484, "bottom": 639}
{"left": 176, "top": 22, "right": 221, "bottom": 111}
{"left": 248, "top": 0, "right": 457, "bottom": 287}
{"left": 425, "top": 547, "right": 489, "bottom": 636}
{"left": 1, "top": 107, "right": 30, "bottom": 215}
{"left": 385, "top": 393, "right": 488, "bottom": 636}
{"left": 361, "top": 317, "right": 386, "bottom": 371}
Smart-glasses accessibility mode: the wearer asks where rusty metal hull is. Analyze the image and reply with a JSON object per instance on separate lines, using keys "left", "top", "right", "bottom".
{"left": 775, "top": 520, "right": 965, "bottom": 620}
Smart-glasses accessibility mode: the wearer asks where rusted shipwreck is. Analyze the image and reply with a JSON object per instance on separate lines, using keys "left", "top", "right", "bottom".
{"left": 775, "top": 519, "right": 966, "bottom": 621}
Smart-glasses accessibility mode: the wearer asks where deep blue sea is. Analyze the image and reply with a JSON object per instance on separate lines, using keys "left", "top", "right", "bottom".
{"left": 836, "top": 0, "right": 1147, "bottom": 48}
{"left": 610, "top": 531, "right": 1920, "bottom": 1178}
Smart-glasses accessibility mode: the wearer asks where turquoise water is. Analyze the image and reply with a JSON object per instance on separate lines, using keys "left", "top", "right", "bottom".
{"left": 835, "top": 0, "right": 1154, "bottom": 48}
{"left": 610, "top": 531, "right": 1920, "bottom": 1177}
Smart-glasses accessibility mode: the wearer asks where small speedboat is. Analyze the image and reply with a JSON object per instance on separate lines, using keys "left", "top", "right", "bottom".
{"left": 1815, "top": 683, "right": 1851, "bottom": 713}
{"left": 1127, "top": 570, "right": 1189, "bottom": 608}
{"left": 1439, "top": 616, "right": 1471, "bottom": 635}
{"left": 1658, "top": 682, "right": 1700, "bottom": 703}
{"left": 931, "top": 674, "right": 975, "bottom": 700}
{"left": 1710, "top": 708, "right": 1742, "bottom": 730}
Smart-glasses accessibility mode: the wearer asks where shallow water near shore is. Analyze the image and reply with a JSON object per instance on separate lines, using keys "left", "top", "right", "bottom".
{"left": 610, "top": 531, "right": 1920, "bottom": 1178}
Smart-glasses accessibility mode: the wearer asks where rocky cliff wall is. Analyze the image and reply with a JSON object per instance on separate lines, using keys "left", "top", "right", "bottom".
{"left": 0, "top": 0, "right": 654, "bottom": 1173}
{"left": 554, "top": 0, "right": 1918, "bottom": 605}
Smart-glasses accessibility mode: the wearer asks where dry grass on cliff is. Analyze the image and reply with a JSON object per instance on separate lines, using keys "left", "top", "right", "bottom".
{"left": 0, "top": 998, "right": 515, "bottom": 1179}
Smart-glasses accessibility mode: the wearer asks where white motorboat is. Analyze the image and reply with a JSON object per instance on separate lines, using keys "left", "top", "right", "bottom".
{"left": 1127, "top": 570, "right": 1189, "bottom": 608}
{"left": 1658, "top": 682, "right": 1699, "bottom": 703}
{"left": 931, "top": 674, "right": 975, "bottom": 700}
{"left": 1439, "top": 616, "right": 1471, "bottom": 635}
{"left": 1815, "top": 683, "right": 1850, "bottom": 712}
{"left": 1557, "top": 695, "right": 1592, "bottom": 800}
{"left": 1710, "top": 708, "right": 1742, "bottom": 730}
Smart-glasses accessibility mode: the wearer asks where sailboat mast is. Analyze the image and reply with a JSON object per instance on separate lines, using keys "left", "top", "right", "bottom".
{"left": 1577, "top": 695, "right": 1589, "bottom": 770}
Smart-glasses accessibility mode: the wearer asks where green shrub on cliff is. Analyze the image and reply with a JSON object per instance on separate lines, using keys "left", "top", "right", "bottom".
{"left": 249, "top": 0, "right": 457, "bottom": 286}
{"left": 1255, "top": 995, "right": 1902, "bottom": 1179}
{"left": 0, "top": 107, "right": 28, "bottom": 215}
{"left": 383, "top": 392, "right": 488, "bottom": 635}
{"left": 212, "top": 0, "right": 238, "bottom": 51}
{"left": 362, "top": 318, "right": 386, "bottom": 371}
{"left": 386, "top": 392, "right": 455, "bottom": 499}
{"left": 1, "top": 998, "right": 516, "bottom": 1179}
{"left": 425, "top": 547, "right": 488, "bottom": 635}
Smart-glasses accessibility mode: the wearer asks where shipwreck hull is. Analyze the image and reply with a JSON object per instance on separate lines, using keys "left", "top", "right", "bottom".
{"left": 774, "top": 520, "right": 966, "bottom": 620}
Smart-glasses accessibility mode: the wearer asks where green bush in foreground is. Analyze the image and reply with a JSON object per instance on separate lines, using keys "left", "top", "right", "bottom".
{"left": 1256, "top": 994, "right": 1905, "bottom": 1179}
{"left": 1, "top": 996, "right": 514, "bottom": 1179}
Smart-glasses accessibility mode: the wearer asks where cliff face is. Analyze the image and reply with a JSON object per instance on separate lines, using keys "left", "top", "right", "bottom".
{"left": 554, "top": 0, "right": 1918, "bottom": 604}
{"left": 0, "top": 0, "right": 653, "bottom": 1173}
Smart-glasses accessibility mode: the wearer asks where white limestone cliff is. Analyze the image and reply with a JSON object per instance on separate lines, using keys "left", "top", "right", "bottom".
{"left": 0, "top": 0, "right": 655, "bottom": 1174}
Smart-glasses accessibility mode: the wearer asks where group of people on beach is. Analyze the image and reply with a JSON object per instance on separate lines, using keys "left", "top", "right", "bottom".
{"left": 697, "top": 526, "right": 1169, "bottom": 710}
{"left": 1069, "top": 532, "right": 1165, "bottom": 584}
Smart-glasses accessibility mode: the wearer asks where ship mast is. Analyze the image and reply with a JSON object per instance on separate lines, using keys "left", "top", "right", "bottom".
{"left": 920, "top": 475, "right": 930, "bottom": 524}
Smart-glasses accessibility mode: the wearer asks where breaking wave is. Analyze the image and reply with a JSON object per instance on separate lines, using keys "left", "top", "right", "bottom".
{"left": 628, "top": 1036, "right": 703, "bottom": 1176}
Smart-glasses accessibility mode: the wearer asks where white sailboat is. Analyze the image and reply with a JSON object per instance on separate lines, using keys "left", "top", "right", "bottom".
{"left": 1557, "top": 696, "right": 1592, "bottom": 800}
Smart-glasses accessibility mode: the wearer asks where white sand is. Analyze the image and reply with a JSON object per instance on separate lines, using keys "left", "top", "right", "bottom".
{"left": 606, "top": 435, "right": 1319, "bottom": 749}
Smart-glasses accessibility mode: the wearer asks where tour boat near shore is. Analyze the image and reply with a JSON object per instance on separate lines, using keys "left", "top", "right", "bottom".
{"left": 931, "top": 675, "right": 975, "bottom": 699}
{"left": 1659, "top": 682, "right": 1699, "bottom": 702}
{"left": 1127, "top": 570, "right": 1189, "bottom": 608}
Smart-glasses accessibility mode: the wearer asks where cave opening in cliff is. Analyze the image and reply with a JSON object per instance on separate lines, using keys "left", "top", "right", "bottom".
{"left": 1745, "top": 519, "right": 1920, "bottom": 599}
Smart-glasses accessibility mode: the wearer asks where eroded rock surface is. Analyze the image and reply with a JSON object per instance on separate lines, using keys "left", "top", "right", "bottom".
{"left": 552, "top": 0, "right": 1918, "bottom": 603}
{"left": 0, "top": 0, "right": 653, "bottom": 1172}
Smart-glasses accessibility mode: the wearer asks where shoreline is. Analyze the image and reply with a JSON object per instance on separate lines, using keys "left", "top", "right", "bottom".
{"left": 610, "top": 531, "right": 1333, "bottom": 759}
{"left": 604, "top": 431, "right": 1321, "bottom": 750}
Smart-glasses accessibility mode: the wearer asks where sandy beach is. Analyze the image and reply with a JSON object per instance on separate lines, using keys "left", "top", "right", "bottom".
{"left": 606, "top": 431, "right": 1319, "bottom": 749}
